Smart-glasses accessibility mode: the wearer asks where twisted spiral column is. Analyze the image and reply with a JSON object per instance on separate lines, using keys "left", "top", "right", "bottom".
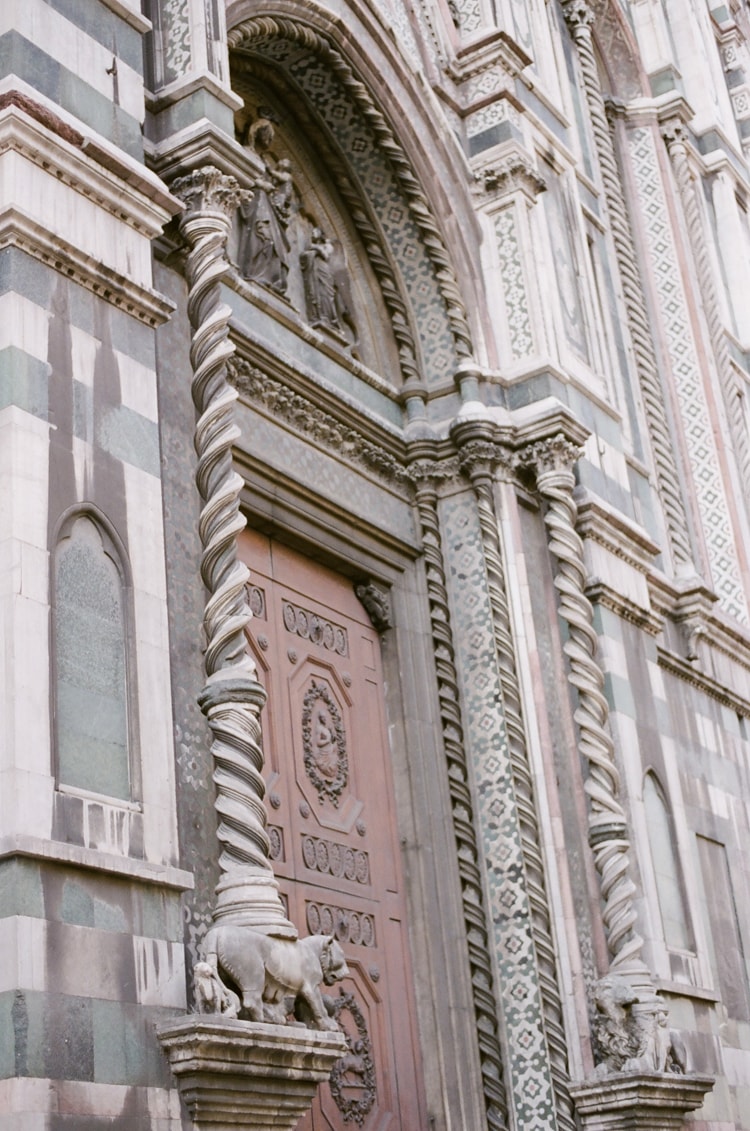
{"left": 172, "top": 166, "right": 295, "bottom": 935}
{"left": 562, "top": 0, "right": 694, "bottom": 574}
{"left": 661, "top": 118, "right": 750, "bottom": 509}
{"left": 453, "top": 425, "right": 574, "bottom": 1131}
{"left": 526, "top": 437, "right": 654, "bottom": 993}
{"left": 409, "top": 451, "right": 509, "bottom": 1131}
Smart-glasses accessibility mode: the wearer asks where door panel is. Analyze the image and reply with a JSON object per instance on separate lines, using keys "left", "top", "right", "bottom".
{"left": 240, "top": 529, "right": 426, "bottom": 1131}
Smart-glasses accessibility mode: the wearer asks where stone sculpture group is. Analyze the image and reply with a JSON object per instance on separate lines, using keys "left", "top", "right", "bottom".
{"left": 195, "top": 924, "right": 349, "bottom": 1031}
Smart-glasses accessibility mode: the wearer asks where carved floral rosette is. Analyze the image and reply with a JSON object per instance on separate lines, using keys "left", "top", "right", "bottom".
{"left": 302, "top": 679, "right": 348, "bottom": 806}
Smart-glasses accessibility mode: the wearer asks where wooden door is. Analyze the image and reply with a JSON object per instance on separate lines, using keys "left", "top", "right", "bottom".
{"left": 240, "top": 529, "right": 427, "bottom": 1131}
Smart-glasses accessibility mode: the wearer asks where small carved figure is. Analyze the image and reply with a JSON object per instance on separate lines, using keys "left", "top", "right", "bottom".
{"left": 593, "top": 975, "right": 687, "bottom": 1076}
{"left": 201, "top": 926, "right": 348, "bottom": 1031}
{"left": 193, "top": 960, "right": 240, "bottom": 1019}
{"left": 300, "top": 227, "right": 356, "bottom": 339}
{"left": 313, "top": 705, "right": 340, "bottom": 780}
{"left": 355, "top": 581, "right": 392, "bottom": 633}
{"left": 238, "top": 118, "right": 291, "bottom": 295}
{"left": 593, "top": 975, "right": 639, "bottom": 1072}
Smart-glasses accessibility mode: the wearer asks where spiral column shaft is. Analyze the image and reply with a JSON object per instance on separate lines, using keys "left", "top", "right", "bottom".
{"left": 526, "top": 437, "right": 654, "bottom": 994}
{"left": 172, "top": 166, "right": 294, "bottom": 935}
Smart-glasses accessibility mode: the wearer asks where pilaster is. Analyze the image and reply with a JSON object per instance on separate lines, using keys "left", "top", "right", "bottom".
{"left": 407, "top": 442, "right": 509, "bottom": 1131}
{"left": 562, "top": 0, "right": 696, "bottom": 582}
{"left": 451, "top": 409, "right": 575, "bottom": 1131}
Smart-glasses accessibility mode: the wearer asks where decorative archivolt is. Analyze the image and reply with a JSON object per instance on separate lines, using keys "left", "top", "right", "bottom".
{"left": 228, "top": 13, "right": 475, "bottom": 376}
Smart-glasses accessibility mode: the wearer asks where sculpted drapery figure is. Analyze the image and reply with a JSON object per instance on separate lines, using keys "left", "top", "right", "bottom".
{"left": 238, "top": 118, "right": 291, "bottom": 294}
{"left": 301, "top": 226, "right": 356, "bottom": 340}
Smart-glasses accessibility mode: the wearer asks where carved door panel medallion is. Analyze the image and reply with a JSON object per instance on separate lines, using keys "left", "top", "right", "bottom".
{"left": 239, "top": 530, "right": 427, "bottom": 1130}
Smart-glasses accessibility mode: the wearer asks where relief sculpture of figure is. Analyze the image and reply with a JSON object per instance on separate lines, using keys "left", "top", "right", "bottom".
{"left": 238, "top": 118, "right": 291, "bottom": 295}
{"left": 300, "top": 227, "right": 356, "bottom": 341}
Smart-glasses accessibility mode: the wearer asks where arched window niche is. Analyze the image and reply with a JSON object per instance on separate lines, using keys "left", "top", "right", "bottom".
{"left": 52, "top": 508, "right": 137, "bottom": 802}
{"left": 643, "top": 771, "right": 695, "bottom": 955}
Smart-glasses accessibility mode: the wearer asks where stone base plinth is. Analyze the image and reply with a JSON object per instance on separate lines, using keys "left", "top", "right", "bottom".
{"left": 570, "top": 1072, "right": 714, "bottom": 1131}
{"left": 158, "top": 1017, "right": 347, "bottom": 1129}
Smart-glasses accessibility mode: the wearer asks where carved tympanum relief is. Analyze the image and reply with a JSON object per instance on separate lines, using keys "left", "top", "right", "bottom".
{"left": 229, "top": 78, "right": 403, "bottom": 380}
{"left": 236, "top": 110, "right": 359, "bottom": 352}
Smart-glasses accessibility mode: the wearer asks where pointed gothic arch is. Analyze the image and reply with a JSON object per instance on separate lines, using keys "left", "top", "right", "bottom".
{"left": 226, "top": 6, "right": 478, "bottom": 399}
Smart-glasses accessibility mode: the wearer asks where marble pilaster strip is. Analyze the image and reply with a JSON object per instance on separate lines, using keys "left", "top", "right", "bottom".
{"left": 409, "top": 452, "right": 509, "bottom": 1131}
{"left": 661, "top": 117, "right": 750, "bottom": 517}
{"left": 562, "top": 0, "right": 694, "bottom": 576}
{"left": 453, "top": 423, "right": 574, "bottom": 1131}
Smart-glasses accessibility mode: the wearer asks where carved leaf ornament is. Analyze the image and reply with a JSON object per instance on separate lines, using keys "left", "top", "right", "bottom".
{"left": 328, "top": 990, "right": 377, "bottom": 1125}
{"left": 302, "top": 679, "right": 348, "bottom": 805}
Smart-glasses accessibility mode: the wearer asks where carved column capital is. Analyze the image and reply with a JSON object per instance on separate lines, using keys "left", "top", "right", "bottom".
{"left": 407, "top": 453, "right": 461, "bottom": 492}
{"left": 519, "top": 433, "right": 582, "bottom": 484}
{"left": 172, "top": 165, "right": 244, "bottom": 221}
{"left": 451, "top": 414, "right": 515, "bottom": 485}
{"left": 478, "top": 154, "right": 547, "bottom": 202}
{"left": 659, "top": 117, "right": 689, "bottom": 154}
{"left": 562, "top": 0, "right": 595, "bottom": 38}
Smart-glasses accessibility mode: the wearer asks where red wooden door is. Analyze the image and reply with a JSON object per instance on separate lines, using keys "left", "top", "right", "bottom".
{"left": 240, "top": 529, "right": 427, "bottom": 1131}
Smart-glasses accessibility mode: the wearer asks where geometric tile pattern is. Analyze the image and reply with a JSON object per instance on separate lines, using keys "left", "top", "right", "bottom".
{"left": 494, "top": 206, "right": 535, "bottom": 359}
{"left": 453, "top": 0, "right": 483, "bottom": 36}
{"left": 441, "top": 491, "right": 558, "bottom": 1131}
{"left": 161, "top": 0, "right": 192, "bottom": 84}
{"left": 629, "top": 126, "right": 748, "bottom": 623}
{"left": 250, "top": 37, "right": 457, "bottom": 386}
{"left": 467, "top": 100, "right": 522, "bottom": 138}
{"left": 381, "top": 0, "right": 421, "bottom": 69}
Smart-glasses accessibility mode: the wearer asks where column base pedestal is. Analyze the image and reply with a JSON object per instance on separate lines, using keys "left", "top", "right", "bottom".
{"left": 158, "top": 1016, "right": 347, "bottom": 1129}
{"left": 570, "top": 1071, "right": 713, "bottom": 1131}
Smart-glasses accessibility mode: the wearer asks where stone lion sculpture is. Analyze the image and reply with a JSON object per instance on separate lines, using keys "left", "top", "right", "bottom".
{"left": 593, "top": 975, "right": 687, "bottom": 1076}
{"left": 201, "top": 925, "right": 348, "bottom": 1031}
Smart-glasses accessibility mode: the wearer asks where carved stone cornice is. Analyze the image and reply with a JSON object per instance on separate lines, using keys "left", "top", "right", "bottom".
{"left": 227, "top": 356, "right": 410, "bottom": 488}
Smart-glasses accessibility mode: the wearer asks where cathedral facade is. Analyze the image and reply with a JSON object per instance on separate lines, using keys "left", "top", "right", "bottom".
{"left": 2, "top": 0, "right": 750, "bottom": 1127}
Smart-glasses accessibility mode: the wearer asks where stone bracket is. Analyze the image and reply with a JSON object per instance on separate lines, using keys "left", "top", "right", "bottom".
{"left": 570, "top": 1071, "right": 714, "bottom": 1131}
{"left": 158, "top": 1016, "right": 347, "bottom": 1130}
